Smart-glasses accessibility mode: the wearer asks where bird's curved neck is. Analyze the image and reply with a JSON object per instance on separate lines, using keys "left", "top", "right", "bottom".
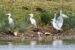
{"left": 8, "top": 15, "right": 11, "bottom": 18}
{"left": 60, "top": 10, "right": 63, "bottom": 16}
{"left": 30, "top": 16, "right": 33, "bottom": 18}
{"left": 60, "top": 13, "right": 62, "bottom": 16}
{"left": 54, "top": 15, "right": 56, "bottom": 19}
{"left": 53, "top": 14, "right": 56, "bottom": 21}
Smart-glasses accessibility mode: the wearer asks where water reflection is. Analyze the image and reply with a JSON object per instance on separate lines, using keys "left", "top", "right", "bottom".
{"left": 52, "top": 39, "right": 63, "bottom": 47}
{"left": 8, "top": 42, "right": 15, "bottom": 50}
{"left": 8, "top": 42, "right": 13, "bottom": 46}
{"left": 0, "top": 39, "right": 75, "bottom": 50}
{"left": 30, "top": 41, "right": 37, "bottom": 47}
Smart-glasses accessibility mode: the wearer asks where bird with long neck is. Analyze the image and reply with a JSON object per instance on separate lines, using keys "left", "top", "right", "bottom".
{"left": 51, "top": 13, "right": 57, "bottom": 22}
{"left": 6, "top": 13, "right": 17, "bottom": 36}
{"left": 6, "top": 13, "right": 14, "bottom": 28}
{"left": 51, "top": 13, "right": 62, "bottom": 32}
{"left": 56, "top": 10, "right": 64, "bottom": 29}
{"left": 57, "top": 10, "right": 68, "bottom": 29}
{"left": 51, "top": 10, "right": 68, "bottom": 33}
{"left": 59, "top": 10, "right": 68, "bottom": 18}
{"left": 29, "top": 13, "right": 37, "bottom": 28}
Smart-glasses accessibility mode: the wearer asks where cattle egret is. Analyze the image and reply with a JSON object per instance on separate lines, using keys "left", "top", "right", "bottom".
{"left": 51, "top": 10, "right": 68, "bottom": 32}
{"left": 29, "top": 13, "right": 37, "bottom": 28}
{"left": 6, "top": 13, "right": 14, "bottom": 27}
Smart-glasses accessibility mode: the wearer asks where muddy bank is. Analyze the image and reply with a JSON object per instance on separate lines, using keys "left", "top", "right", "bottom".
{"left": 0, "top": 28, "right": 75, "bottom": 42}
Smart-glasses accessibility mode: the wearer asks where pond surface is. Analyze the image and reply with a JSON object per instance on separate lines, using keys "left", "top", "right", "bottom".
{"left": 0, "top": 39, "right": 75, "bottom": 50}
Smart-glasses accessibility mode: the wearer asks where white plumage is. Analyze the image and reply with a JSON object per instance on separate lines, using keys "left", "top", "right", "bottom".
{"left": 60, "top": 10, "right": 68, "bottom": 18}
{"left": 7, "top": 13, "right": 14, "bottom": 27}
{"left": 29, "top": 13, "right": 37, "bottom": 28}
{"left": 51, "top": 10, "right": 68, "bottom": 31}
{"left": 51, "top": 13, "right": 62, "bottom": 31}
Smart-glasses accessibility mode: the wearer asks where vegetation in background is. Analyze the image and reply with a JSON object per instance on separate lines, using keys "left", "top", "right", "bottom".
{"left": 0, "top": 9, "right": 8, "bottom": 32}
{"left": 0, "top": 0, "right": 75, "bottom": 33}
{"left": 40, "top": 11, "right": 54, "bottom": 25}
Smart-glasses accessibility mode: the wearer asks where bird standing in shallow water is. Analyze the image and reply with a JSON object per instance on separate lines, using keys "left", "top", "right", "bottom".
{"left": 51, "top": 10, "right": 68, "bottom": 32}
{"left": 29, "top": 13, "right": 37, "bottom": 28}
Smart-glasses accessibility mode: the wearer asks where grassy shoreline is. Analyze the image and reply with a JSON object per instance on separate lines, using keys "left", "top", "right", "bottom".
{"left": 0, "top": 28, "right": 75, "bottom": 42}
{"left": 0, "top": 0, "right": 75, "bottom": 43}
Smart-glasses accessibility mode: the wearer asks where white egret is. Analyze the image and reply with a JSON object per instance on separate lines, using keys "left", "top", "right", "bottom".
{"left": 60, "top": 10, "right": 68, "bottom": 18}
{"left": 6, "top": 13, "right": 16, "bottom": 36}
{"left": 51, "top": 13, "right": 62, "bottom": 31}
{"left": 6, "top": 13, "right": 14, "bottom": 27}
{"left": 29, "top": 13, "right": 37, "bottom": 28}
{"left": 51, "top": 10, "right": 68, "bottom": 32}
{"left": 56, "top": 10, "right": 68, "bottom": 28}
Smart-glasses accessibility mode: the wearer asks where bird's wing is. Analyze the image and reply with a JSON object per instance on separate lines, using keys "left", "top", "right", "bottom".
{"left": 62, "top": 14, "right": 68, "bottom": 18}
{"left": 52, "top": 20, "right": 61, "bottom": 30}
{"left": 56, "top": 21, "right": 63, "bottom": 28}
{"left": 56, "top": 16, "right": 63, "bottom": 28}
{"left": 30, "top": 18, "right": 36, "bottom": 25}
{"left": 31, "top": 18, "right": 37, "bottom": 28}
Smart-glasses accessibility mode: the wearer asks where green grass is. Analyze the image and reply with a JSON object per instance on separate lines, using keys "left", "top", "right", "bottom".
{"left": 63, "top": 39, "right": 75, "bottom": 44}
{"left": 0, "top": 0, "right": 75, "bottom": 32}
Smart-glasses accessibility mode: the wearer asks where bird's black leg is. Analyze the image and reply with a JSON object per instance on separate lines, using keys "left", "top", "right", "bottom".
{"left": 57, "top": 30, "right": 61, "bottom": 33}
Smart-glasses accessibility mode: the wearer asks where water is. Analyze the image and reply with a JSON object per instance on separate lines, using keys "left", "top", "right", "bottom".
{"left": 0, "top": 40, "right": 75, "bottom": 50}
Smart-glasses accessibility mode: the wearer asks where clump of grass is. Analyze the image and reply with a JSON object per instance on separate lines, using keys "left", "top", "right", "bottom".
{"left": 14, "top": 15, "right": 31, "bottom": 33}
{"left": 63, "top": 9, "right": 75, "bottom": 30}
{"left": 64, "top": 14, "right": 75, "bottom": 30}
{"left": 0, "top": 9, "right": 9, "bottom": 32}
{"left": 0, "top": 0, "right": 75, "bottom": 33}
{"left": 40, "top": 11, "right": 54, "bottom": 25}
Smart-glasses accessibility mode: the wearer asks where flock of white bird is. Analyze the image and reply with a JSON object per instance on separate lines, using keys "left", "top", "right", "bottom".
{"left": 7, "top": 10, "right": 67, "bottom": 46}
{"left": 7, "top": 10, "right": 68, "bottom": 32}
